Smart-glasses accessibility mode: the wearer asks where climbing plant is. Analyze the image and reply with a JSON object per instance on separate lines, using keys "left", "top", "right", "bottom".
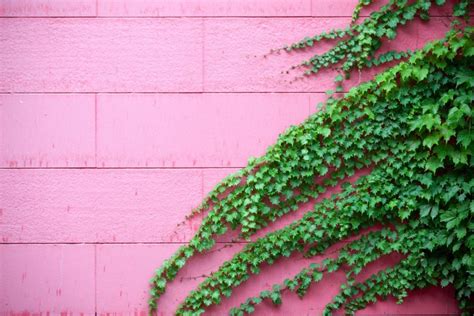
{"left": 149, "top": 0, "right": 473, "bottom": 315}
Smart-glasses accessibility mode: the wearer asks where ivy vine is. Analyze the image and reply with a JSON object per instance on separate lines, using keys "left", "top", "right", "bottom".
{"left": 149, "top": 0, "right": 473, "bottom": 315}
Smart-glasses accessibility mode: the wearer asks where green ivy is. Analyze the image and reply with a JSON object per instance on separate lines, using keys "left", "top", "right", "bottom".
{"left": 149, "top": 0, "right": 473, "bottom": 315}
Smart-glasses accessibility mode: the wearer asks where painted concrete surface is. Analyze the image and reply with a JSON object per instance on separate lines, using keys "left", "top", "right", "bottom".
{"left": 0, "top": 17, "right": 452, "bottom": 93}
{"left": 0, "top": 94, "right": 96, "bottom": 168}
{"left": 0, "top": 0, "right": 457, "bottom": 17}
{"left": 0, "top": 0, "right": 461, "bottom": 315}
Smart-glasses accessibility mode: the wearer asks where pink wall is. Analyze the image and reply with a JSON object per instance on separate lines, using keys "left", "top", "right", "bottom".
{"left": 0, "top": 0, "right": 462, "bottom": 315}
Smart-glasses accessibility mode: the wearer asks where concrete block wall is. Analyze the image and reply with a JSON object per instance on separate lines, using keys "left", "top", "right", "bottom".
{"left": 0, "top": 0, "right": 462, "bottom": 314}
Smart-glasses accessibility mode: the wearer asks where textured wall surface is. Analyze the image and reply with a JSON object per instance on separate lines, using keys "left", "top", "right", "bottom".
{"left": 0, "top": 0, "right": 462, "bottom": 315}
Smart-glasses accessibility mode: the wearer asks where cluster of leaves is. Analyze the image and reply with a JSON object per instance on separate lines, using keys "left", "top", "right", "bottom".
{"left": 230, "top": 227, "right": 440, "bottom": 315}
{"left": 149, "top": 1, "right": 473, "bottom": 315}
{"left": 288, "top": 0, "right": 440, "bottom": 75}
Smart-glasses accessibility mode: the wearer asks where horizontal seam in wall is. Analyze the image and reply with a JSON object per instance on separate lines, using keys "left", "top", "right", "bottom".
{"left": 0, "top": 91, "right": 342, "bottom": 94}
{"left": 0, "top": 243, "right": 205, "bottom": 245}
{"left": 0, "top": 241, "right": 351, "bottom": 245}
{"left": 0, "top": 14, "right": 460, "bottom": 19}
{"left": 0, "top": 167, "right": 244, "bottom": 170}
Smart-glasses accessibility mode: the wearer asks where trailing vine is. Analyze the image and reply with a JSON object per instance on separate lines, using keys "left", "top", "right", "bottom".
{"left": 149, "top": 0, "right": 473, "bottom": 315}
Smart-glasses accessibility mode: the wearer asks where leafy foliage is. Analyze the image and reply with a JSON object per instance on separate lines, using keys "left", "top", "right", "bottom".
{"left": 149, "top": 1, "right": 473, "bottom": 315}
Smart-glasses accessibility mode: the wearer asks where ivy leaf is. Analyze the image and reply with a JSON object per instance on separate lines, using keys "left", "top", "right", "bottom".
{"left": 455, "top": 68, "right": 474, "bottom": 87}
{"left": 320, "top": 127, "right": 332, "bottom": 137}
{"left": 420, "top": 204, "right": 431, "bottom": 218}
{"left": 423, "top": 133, "right": 441, "bottom": 149}
{"left": 412, "top": 66, "right": 429, "bottom": 81}
{"left": 434, "top": 144, "right": 453, "bottom": 161}
{"left": 270, "top": 291, "right": 282, "bottom": 305}
{"left": 464, "top": 46, "right": 474, "bottom": 57}
{"left": 438, "top": 125, "right": 455, "bottom": 142}
{"left": 335, "top": 74, "right": 344, "bottom": 82}
{"left": 364, "top": 108, "right": 375, "bottom": 120}
{"left": 399, "top": 209, "right": 412, "bottom": 220}
{"left": 456, "top": 227, "right": 466, "bottom": 239}
{"left": 425, "top": 156, "right": 443, "bottom": 172}
{"left": 386, "top": 29, "right": 396, "bottom": 40}
{"left": 319, "top": 165, "right": 329, "bottom": 176}
{"left": 457, "top": 130, "right": 472, "bottom": 148}
{"left": 447, "top": 107, "right": 463, "bottom": 126}
{"left": 313, "top": 271, "right": 323, "bottom": 282}
{"left": 421, "top": 114, "right": 441, "bottom": 131}
{"left": 450, "top": 149, "right": 468, "bottom": 165}
{"left": 430, "top": 205, "right": 439, "bottom": 219}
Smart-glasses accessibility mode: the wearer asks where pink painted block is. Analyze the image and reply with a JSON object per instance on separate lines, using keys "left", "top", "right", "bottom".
{"left": 96, "top": 93, "right": 310, "bottom": 167}
{"left": 2, "top": 166, "right": 357, "bottom": 244}
{"left": 311, "top": 0, "right": 462, "bottom": 18}
{"left": 359, "top": 286, "right": 459, "bottom": 315}
{"left": 202, "top": 17, "right": 384, "bottom": 93}
{"left": 98, "top": 0, "right": 311, "bottom": 17}
{"left": 0, "top": 169, "right": 203, "bottom": 243}
{"left": 0, "top": 18, "right": 203, "bottom": 92}
{"left": 96, "top": 243, "right": 179, "bottom": 314}
{"left": 312, "top": 0, "right": 373, "bottom": 17}
{"left": 309, "top": 92, "right": 330, "bottom": 113}
{"left": 223, "top": 258, "right": 457, "bottom": 316}
{"left": 417, "top": 17, "right": 457, "bottom": 44}
{"left": 0, "top": 94, "right": 95, "bottom": 168}
{"left": 0, "top": 0, "right": 96, "bottom": 17}
{"left": 0, "top": 244, "right": 95, "bottom": 314}
{"left": 96, "top": 243, "right": 259, "bottom": 314}
{"left": 95, "top": 242, "right": 326, "bottom": 315}
{"left": 203, "top": 17, "right": 451, "bottom": 92}
{"left": 95, "top": 243, "right": 457, "bottom": 315}
{"left": 202, "top": 167, "right": 238, "bottom": 196}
